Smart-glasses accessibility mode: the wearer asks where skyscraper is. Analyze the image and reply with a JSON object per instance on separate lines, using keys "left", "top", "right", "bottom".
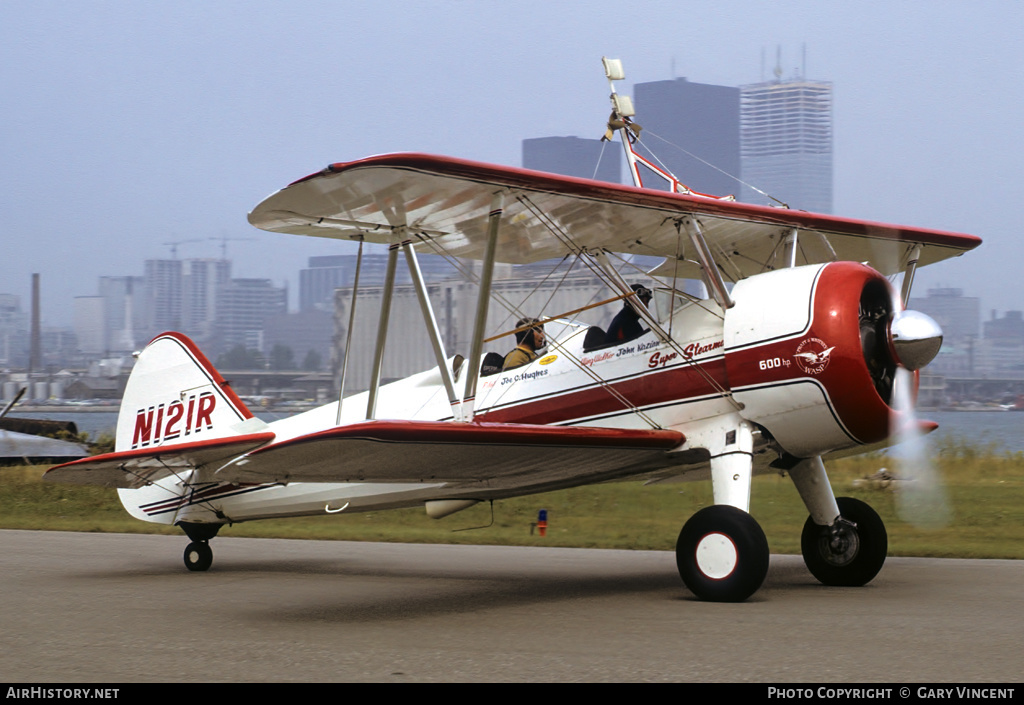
{"left": 216, "top": 278, "right": 287, "bottom": 351}
{"left": 632, "top": 78, "right": 740, "bottom": 197}
{"left": 299, "top": 252, "right": 460, "bottom": 313}
{"left": 144, "top": 259, "right": 182, "bottom": 332}
{"left": 739, "top": 76, "right": 833, "bottom": 213}
{"left": 181, "top": 258, "right": 231, "bottom": 341}
{"left": 522, "top": 136, "right": 621, "bottom": 184}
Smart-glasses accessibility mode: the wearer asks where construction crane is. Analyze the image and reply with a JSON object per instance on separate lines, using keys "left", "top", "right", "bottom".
{"left": 210, "top": 235, "right": 256, "bottom": 259}
{"left": 162, "top": 239, "right": 204, "bottom": 258}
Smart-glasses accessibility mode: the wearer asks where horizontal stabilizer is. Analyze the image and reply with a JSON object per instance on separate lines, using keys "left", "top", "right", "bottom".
{"left": 218, "top": 420, "right": 684, "bottom": 485}
{"left": 44, "top": 432, "right": 276, "bottom": 489}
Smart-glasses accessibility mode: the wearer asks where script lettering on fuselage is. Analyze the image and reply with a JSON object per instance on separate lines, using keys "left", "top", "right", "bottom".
{"left": 649, "top": 339, "right": 723, "bottom": 368}
{"left": 500, "top": 368, "right": 550, "bottom": 385}
{"left": 581, "top": 351, "right": 615, "bottom": 367}
{"left": 131, "top": 392, "right": 217, "bottom": 449}
{"left": 581, "top": 340, "right": 660, "bottom": 367}
{"left": 682, "top": 340, "right": 724, "bottom": 359}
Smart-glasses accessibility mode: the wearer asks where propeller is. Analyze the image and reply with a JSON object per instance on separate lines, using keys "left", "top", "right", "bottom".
{"left": 888, "top": 300, "right": 951, "bottom": 528}
{"left": 860, "top": 279, "right": 950, "bottom": 528}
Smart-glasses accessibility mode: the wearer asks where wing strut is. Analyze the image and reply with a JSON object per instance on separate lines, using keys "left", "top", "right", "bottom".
{"left": 680, "top": 217, "right": 735, "bottom": 310}
{"left": 366, "top": 243, "right": 400, "bottom": 419}
{"left": 783, "top": 228, "right": 799, "bottom": 269}
{"left": 594, "top": 251, "right": 669, "bottom": 343}
{"left": 404, "top": 241, "right": 462, "bottom": 420}
{"left": 900, "top": 244, "right": 922, "bottom": 307}
{"left": 462, "top": 192, "right": 504, "bottom": 421}
{"left": 336, "top": 241, "right": 364, "bottom": 425}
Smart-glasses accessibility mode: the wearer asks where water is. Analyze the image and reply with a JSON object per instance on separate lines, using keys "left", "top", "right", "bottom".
{"left": 921, "top": 410, "right": 1024, "bottom": 454}
{"left": 10, "top": 408, "right": 1024, "bottom": 453}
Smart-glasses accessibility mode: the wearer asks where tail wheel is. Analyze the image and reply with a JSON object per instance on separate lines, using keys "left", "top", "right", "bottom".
{"left": 801, "top": 497, "right": 887, "bottom": 587}
{"left": 184, "top": 541, "right": 213, "bottom": 572}
{"left": 676, "top": 505, "right": 770, "bottom": 602}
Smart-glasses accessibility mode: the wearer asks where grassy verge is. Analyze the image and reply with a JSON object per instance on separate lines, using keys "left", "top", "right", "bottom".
{"left": 4, "top": 437, "right": 1023, "bottom": 558}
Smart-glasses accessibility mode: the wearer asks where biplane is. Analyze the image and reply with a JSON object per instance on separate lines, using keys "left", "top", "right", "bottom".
{"left": 46, "top": 59, "right": 980, "bottom": 601}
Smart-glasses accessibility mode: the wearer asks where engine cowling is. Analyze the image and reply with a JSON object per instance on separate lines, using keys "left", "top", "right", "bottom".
{"left": 723, "top": 261, "right": 927, "bottom": 458}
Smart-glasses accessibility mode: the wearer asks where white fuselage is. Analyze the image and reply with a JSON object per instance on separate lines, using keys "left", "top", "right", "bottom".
{"left": 121, "top": 295, "right": 736, "bottom": 527}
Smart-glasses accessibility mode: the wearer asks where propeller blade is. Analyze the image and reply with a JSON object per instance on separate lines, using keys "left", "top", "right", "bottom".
{"left": 889, "top": 349, "right": 950, "bottom": 529}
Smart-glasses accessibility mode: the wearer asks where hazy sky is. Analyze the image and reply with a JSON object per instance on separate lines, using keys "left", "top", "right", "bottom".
{"left": 3, "top": 1, "right": 1021, "bottom": 327}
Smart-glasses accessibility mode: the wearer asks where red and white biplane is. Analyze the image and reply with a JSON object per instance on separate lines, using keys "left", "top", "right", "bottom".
{"left": 47, "top": 59, "right": 980, "bottom": 601}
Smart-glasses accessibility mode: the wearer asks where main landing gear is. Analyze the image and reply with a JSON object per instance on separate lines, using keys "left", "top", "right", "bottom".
{"left": 676, "top": 505, "right": 770, "bottom": 602}
{"left": 675, "top": 419, "right": 770, "bottom": 602}
{"left": 789, "top": 457, "right": 888, "bottom": 588}
{"left": 673, "top": 437, "right": 888, "bottom": 601}
{"left": 674, "top": 495, "right": 887, "bottom": 601}
{"left": 801, "top": 497, "right": 887, "bottom": 587}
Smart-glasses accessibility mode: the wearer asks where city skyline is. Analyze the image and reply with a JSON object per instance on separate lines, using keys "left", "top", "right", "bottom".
{"left": 3, "top": 3, "right": 1019, "bottom": 328}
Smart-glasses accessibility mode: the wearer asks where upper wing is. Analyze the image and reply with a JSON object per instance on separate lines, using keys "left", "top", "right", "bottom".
{"left": 215, "top": 420, "right": 685, "bottom": 486}
{"left": 248, "top": 153, "right": 981, "bottom": 277}
{"left": 44, "top": 432, "right": 276, "bottom": 489}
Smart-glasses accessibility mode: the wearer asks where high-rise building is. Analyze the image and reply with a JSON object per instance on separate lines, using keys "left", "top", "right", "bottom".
{"left": 0, "top": 294, "right": 27, "bottom": 366}
{"left": 181, "top": 258, "right": 231, "bottom": 340}
{"left": 913, "top": 288, "right": 980, "bottom": 346}
{"left": 73, "top": 296, "right": 106, "bottom": 355}
{"left": 522, "top": 136, "right": 621, "bottom": 184}
{"left": 97, "top": 276, "right": 145, "bottom": 353}
{"left": 299, "top": 252, "right": 459, "bottom": 313}
{"left": 984, "top": 310, "right": 1024, "bottom": 348}
{"left": 739, "top": 76, "right": 833, "bottom": 213}
{"left": 215, "top": 278, "right": 287, "bottom": 352}
{"left": 144, "top": 259, "right": 182, "bottom": 333}
{"left": 632, "top": 78, "right": 740, "bottom": 197}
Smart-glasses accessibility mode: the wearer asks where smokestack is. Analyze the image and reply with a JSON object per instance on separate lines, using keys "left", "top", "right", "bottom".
{"left": 30, "top": 273, "right": 41, "bottom": 372}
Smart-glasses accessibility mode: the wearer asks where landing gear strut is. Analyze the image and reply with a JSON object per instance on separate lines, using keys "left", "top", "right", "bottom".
{"left": 801, "top": 497, "right": 887, "bottom": 586}
{"left": 676, "top": 505, "right": 770, "bottom": 602}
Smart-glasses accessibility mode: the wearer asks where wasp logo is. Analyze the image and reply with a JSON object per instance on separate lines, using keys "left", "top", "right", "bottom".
{"left": 794, "top": 338, "right": 835, "bottom": 375}
{"left": 132, "top": 392, "right": 217, "bottom": 449}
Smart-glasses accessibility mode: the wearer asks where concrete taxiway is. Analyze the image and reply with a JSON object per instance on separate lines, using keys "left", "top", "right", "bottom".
{"left": 1, "top": 530, "right": 1020, "bottom": 682}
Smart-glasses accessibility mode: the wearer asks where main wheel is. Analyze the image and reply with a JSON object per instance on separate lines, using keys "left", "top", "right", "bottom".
{"left": 801, "top": 496, "right": 887, "bottom": 587}
{"left": 676, "top": 505, "right": 770, "bottom": 602}
{"left": 183, "top": 541, "right": 213, "bottom": 572}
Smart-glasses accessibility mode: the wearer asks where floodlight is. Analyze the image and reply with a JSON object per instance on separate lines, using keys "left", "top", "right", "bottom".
{"left": 602, "top": 57, "right": 625, "bottom": 81}
{"left": 611, "top": 94, "right": 635, "bottom": 117}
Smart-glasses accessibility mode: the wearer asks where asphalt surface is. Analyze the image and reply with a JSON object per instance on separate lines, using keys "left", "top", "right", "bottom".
{"left": 1, "top": 530, "right": 1021, "bottom": 682}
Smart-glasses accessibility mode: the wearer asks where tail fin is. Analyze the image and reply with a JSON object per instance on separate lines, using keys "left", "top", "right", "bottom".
{"left": 116, "top": 332, "right": 262, "bottom": 453}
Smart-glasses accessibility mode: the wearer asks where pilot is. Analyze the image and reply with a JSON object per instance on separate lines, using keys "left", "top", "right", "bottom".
{"left": 606, "top": 283, "right": 653, "bottom": 344}
{"left": 502, "top": 317, "right": 546, "bottom": 371}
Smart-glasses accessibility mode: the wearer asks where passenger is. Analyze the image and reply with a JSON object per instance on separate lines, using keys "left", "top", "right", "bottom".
{"left": 606, "top": 284, "right": 653, "bottom": 344}
{"left": 502, "top": 317, "right": 546, "bottom": 371}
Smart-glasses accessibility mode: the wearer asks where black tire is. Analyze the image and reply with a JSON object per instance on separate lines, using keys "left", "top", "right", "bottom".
{"left": 183, "top": 541, "right": 213, "bottom": 572}
{"left": 676, "top": 505, "right": 770, "bottom": 602}
{"left": 801, "top": 497, "right": 887, "bottom": 587}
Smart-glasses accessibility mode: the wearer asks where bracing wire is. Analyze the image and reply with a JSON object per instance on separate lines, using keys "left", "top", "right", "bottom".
{"left": 636, "top": 128, "right": 790, "bottom": 208}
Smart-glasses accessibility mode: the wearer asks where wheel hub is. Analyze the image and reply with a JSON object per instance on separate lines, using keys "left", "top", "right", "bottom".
{"left": 695, "top": 532, "right": 738, "bottom": 579}
{"left": 820, "top": 518, "right": 860, "bottom": 567}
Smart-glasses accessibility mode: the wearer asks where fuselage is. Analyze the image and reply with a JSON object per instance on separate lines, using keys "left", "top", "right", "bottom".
{"left": 120, "top": 261, "right": 898, "bottom": 528}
